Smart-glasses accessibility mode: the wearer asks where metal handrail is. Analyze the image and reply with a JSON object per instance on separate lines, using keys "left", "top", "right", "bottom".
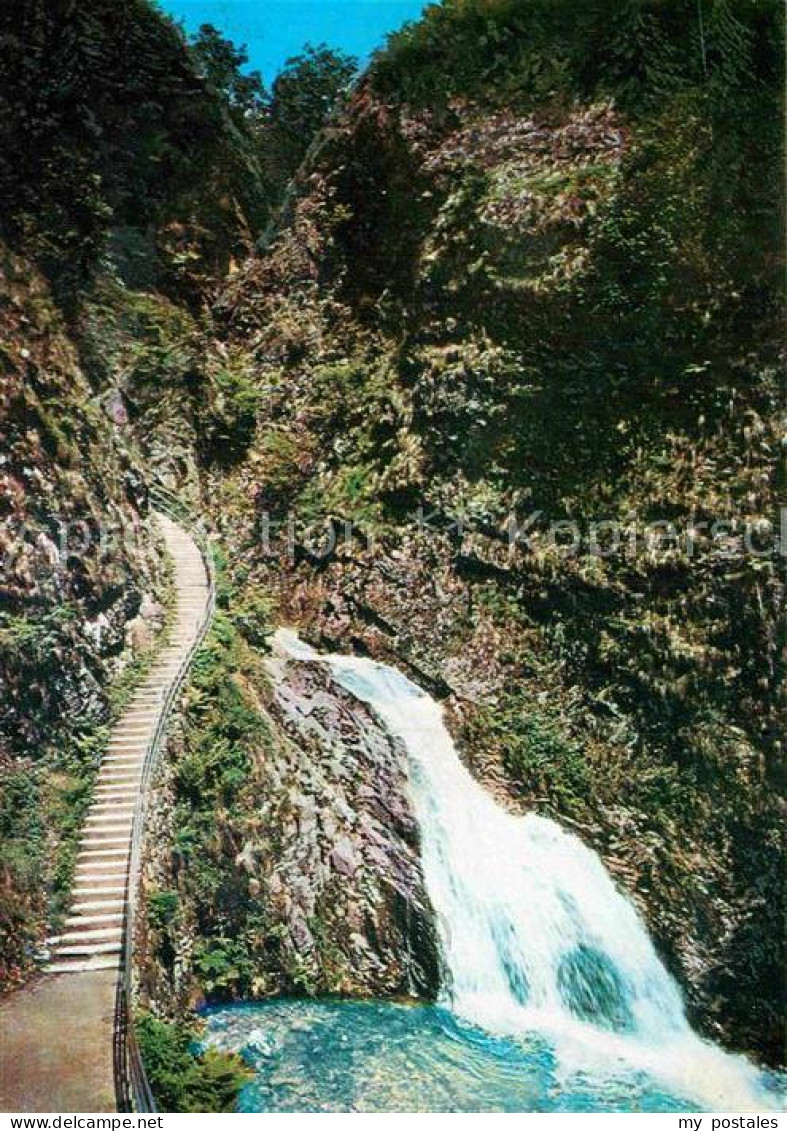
{"left": 115, "top": 486, "right": 217, "bottom": 1113}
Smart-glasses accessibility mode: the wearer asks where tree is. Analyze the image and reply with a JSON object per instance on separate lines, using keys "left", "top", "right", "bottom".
{"left": 264, "top": 44, "right": 358, "bottom": 194}
{"left": 189, "top": 23, "right": 268, "bottom": 116}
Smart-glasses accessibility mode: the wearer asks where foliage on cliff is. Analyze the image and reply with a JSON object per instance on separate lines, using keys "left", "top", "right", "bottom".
{"left": 210, "top": 0, "right": 784, "bottom": 1064}
{"left": 0, "top": 0, "right": 247, "bottom": 987}
{"left": 0, "top": 240, "right": 171, "bottom": 986}
{"left": 0, "top": 0, "right": 269, "bottom": 304}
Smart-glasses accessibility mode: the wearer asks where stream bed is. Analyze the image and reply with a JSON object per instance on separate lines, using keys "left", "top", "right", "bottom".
{"left": 203, "top": 999, "right": 705, "bottom": 1113}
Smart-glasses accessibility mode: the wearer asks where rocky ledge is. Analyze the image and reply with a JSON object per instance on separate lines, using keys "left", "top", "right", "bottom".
{"left": 258, "top": 646, "right": 442, "bottom": 998}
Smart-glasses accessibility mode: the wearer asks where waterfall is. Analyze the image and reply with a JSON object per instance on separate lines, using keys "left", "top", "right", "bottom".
{"left": 275, "top": 629, "right": 779, "bottom": 1112}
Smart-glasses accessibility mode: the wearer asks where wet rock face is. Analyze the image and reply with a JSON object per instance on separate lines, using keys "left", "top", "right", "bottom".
{"left": 258, "top": 654, "right": 442, "bottom": 999}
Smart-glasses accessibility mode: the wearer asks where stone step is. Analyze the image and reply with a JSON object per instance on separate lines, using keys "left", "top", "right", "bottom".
{"left": 74, "top": 869, "right": 128, "bottom": 885}
{"left": 79, "top": 831, "right": 131, "bottom": 846}
{"left": 78, "top": 835, "right": 132, "bottom": 850}
{"left": 75, "top": 860, "right": 128, "bottom": 874}
{"left": 77, "top": 846, "right": 130, "bottom": 861}
{"left": 77, "top": 845, "right": 130, "bottom": 859}
{"left": 71, "top": 890, "right": 126, "bottom": 907}
{"left": 49, "top": 940, "right": 122, "bottom": 958}
{"left": 91, "top": 787, "right": 139, "bottom": 800}
{"left": 65, "top": 911, "right": 124, "bottom": 929}
{"left": 86, "top": 808, "right": 136, "bottom": 821}
{"left": 73, "top": 871, "right": 127, "bottom": 887}
{"left": 79, "top": 839, "right": 132, "bottom": 854}
{"left": 47, "top": 926, "right": 123, "bottom": 946}
{"left": 69, "top": 897, "right": 125, "bottom": 915}
{"left": 72, "top": 877, "right": 127, "bottom": 893}
{"left": 75, "top": 857, "right": 128, "bottom": 872}
{"left": 43, "top": 954, "right": 121, "bottom": 974}
{"left": 80, "top": 822, "right": 132, "bottom": 838}
{"left": 88, "top": 810, "right": 134, "bottom": 828}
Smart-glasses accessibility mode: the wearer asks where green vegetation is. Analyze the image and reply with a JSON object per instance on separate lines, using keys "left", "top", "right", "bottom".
{"left": 493, "top": 706, "right": 589, "bottom": 817}
{"left": 0, "top": 4, "right": 359, "bottom": 311}
{"left": 375, "top": 0, "right": 779, "bottom": 116}
{"left": 0, "top": 527, "right": 173, "bottom": 983}
{"left": 200, "top": 356, "right": 264, "bottom": 464}
{"left": 262, "top": 44, "right": 359, "bottom": 200}
{"left": 136, "top": 1012, "right": 252, "bottom": 1113}
{"left": 153, "top": 582, "right": 280, "bottom": 999}
{"left": 0, "top": 1, "right": 261, "bottom": 305}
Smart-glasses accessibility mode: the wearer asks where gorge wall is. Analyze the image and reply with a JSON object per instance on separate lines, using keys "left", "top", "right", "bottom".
{"left": 0, "top": 0, "right": 783, "bottom": 1074}
{"left": 195, "top": 0, "right": 783, "bottom": 1064}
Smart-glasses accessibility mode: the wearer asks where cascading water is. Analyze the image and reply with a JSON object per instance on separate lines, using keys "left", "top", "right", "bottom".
{"left": 265, "top": 631, "right": 780, "bottom": 1111}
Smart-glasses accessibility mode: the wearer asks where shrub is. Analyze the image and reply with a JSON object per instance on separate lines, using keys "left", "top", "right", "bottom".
{"left": 494, "top": 706, "right": 590, "bottom": 815}
{"left": 136, "top": 1012, "right": 252, "bottom": 1113}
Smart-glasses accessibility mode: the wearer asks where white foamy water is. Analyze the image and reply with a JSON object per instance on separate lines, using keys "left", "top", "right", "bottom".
{"left": 274, "top": 629, "right": 782, "bottom": 1112}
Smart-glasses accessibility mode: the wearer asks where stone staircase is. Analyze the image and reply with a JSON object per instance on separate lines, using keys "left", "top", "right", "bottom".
{"left": 43, "top": 514, "right": 210, "bottom": 974}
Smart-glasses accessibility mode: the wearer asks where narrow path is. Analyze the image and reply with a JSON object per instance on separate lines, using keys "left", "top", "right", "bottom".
{"left": 0, "top": 514, "right": 210, "bottom": 1113}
